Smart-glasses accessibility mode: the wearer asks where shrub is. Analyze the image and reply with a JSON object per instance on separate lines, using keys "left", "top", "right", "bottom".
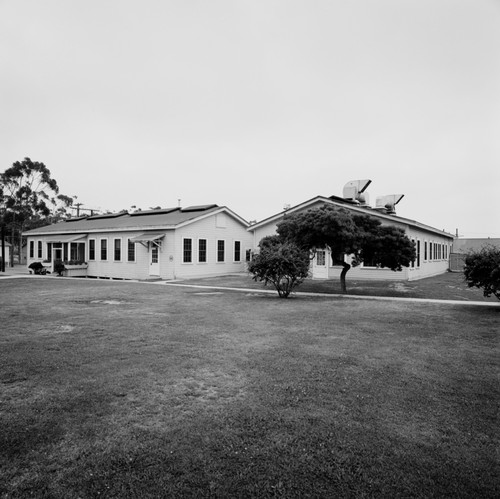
{"left": 53, "top": 260, "right": 66, "bottom": 276}
{"left": 463, "top": 245, "right": 500, "bottom": 300}
{"left": 248, "top": 236, "right": 310, "bottom": 298}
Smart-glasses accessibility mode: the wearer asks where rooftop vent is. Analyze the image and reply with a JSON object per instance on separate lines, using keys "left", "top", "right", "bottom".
{"left": 342, "top": 179, "right": 372, "bottom": 206}
{"left": 374, "top": 194, "right": 404, "bottom": 215}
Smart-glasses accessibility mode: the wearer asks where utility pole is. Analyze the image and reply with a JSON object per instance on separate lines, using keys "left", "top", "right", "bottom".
{"left": 70, "top": 205, "right": 99, "bottom": 217}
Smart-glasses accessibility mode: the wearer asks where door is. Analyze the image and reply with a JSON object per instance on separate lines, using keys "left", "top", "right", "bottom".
{"left": 149, "top": 244, "right": 160, "bottom": 275}
{"left": 312, "top": 250, "right": 328, "bottom": 278}
{"left": 53, "top": 248, "right": 63, "bottom": 273}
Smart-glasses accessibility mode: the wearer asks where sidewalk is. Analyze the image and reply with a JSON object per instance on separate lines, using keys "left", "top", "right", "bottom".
{"left": 0, "top": 264, "right": 31, "bottom": 277}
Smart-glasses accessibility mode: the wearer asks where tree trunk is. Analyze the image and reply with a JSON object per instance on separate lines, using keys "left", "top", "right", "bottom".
{"left": 339, "top": 262, "right": 351, "bottom": 293}
{"left": 10, "top": 225, "right": 15, "bottom": 267}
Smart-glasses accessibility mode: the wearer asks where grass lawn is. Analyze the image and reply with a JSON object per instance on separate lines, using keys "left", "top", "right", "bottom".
{"left": 1, "top": 278, "right": 498, "bottom": 498}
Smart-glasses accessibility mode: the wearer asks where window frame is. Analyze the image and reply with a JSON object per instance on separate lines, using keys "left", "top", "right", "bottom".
{"left": 100, "top": 238, "right": 108, "bottom": 261}
{"left": 127, "top": 239, "right": 135, "bottom": 262}
{"left": 114, "top": 238, "right": 121, "bottom": 262}
{"left": 183, "top": 238, "right": 193, "bottom": 263}
{"left": 198, "top": 238, "right": 207, "bottom": 263}
{"left": 89, "top": 239, "right": 96, "bottom": 261}
{"left": 217, "top": 239, "right": 225, "bottom": 263}
{"left": 233, "top": 240, "right": 241, "bottom": 263}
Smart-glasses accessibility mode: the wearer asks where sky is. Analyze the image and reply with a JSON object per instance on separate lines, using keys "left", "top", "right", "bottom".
{"left": 1, "top": 0, "right": 499, "bottom": 237}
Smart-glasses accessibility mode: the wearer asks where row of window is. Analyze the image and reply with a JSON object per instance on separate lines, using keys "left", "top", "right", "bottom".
{"left": 314, "top": 239, "right": 450, "bottom": 269}
{"left": 423, "top": 241, "right": 449, "bottom": 261}
{"left": 409, "top": 240, "right": 450, "bottom": 268}
{"left": 88, "top": 239, "right": 136, "bottom": 262}
{"left": 183, "top": 238, "right": 244, "bottom": 264}
{"left": 29, "top": 238, "right": 250, "bottom": 264}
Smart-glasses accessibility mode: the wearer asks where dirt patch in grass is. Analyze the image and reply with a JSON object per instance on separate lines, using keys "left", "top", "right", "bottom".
{"left": 1, "top": 279, "right": 498, "bottom": 497}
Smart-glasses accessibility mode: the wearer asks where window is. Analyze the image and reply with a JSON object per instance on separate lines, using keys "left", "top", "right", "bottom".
{"left": 47, "top": 243, "right": 52, "bottom": 262}
{"left": 198, "top": 239, "right": 207, "bottom": 263}
{"left": 114, "top": 239, "right": 121, "bottom": 261}
{"left": 316, "top": 250, "right": 326, "bottom": 266}
{"left": 127, "top": 240, "right": 135, "bottom": 262}
{"left": 29, "top": 240, "right": 34, "bottom": 258}
{"left": 89, "top": 239, "right": 96, "bottom": 261}
{"left": 37, "top": 241, "right": 42, "bottom": 258}
{"left": 151, "top": 245, "right": 159, "bottom": 264}
{"left": 246, "top": 249, "right": 252, "bottom": 262}
{"left": 100, "top": 239, "right": 107, "bottom": 260}
{"left": 424, "top": 241, "right": 427, "bottom": 261}
{"left": 217, "top": 240, "right": 225, "bottom": 262}
{"left": 416, "top": 240, "right": 421, "bottom": 267}
{"left": 234, "top": 241, "right": 241, "bottom": 262}
{"left": 331, "top": 252, "right": 345, "bottom": 266}
{"left": 183, "top": 238, "right": 192, "bottom": 263}
{"left": 429, "top": 242, "right": 433, "bottom": 260}
{"left": 70, "top": 243, "right": 78, "bottom": 261}
{"left": 411, "top": 239, "right": 415, "bottom": 268}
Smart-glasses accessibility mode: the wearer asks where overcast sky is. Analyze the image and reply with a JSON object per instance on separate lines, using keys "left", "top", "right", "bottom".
{"left": 1, "top": 0, "right": 499, "bottom": 237}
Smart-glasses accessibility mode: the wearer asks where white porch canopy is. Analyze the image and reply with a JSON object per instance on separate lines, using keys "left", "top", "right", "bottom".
{"left": 129, "top": 232, "right": 165, "bottom": 248}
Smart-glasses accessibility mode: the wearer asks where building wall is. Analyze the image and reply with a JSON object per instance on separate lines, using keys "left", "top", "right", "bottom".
{"left": 250, "top": 207, "right": 453, "bottom": 282}
{"left": 25, "top": 212, "right": 252, "bottom": 280}
{"left": 86, "top": 231, "right": 163, "bottom": 280}
{"left": 171, "top": 212, "right": 253, "bottom": 279}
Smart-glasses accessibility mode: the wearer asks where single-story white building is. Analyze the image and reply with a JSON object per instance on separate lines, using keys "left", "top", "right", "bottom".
{"left": 249, "top": 182, "right": 454, "bottom": 281}
{"left": 23, "top": 204, "right": 253, "bottom": 280}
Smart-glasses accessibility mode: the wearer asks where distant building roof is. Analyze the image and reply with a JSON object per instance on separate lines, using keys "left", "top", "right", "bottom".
{"left": 23, "top": 205, "right": 249, "bottom": 236}
{"left": 452, "top": 238, "right": 500, "bottom": 253}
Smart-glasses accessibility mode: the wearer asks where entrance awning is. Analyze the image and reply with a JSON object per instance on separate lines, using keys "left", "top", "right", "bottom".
{"left": 45, "top": 234, "right": 87, "bottom": 243}
{"left": 129, "top": 232, "right": 165, "bottom": 248}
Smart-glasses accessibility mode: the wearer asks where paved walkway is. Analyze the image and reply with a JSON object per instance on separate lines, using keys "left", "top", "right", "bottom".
{"left": 162, "top": 282, "right": 499, "bottom": 307}
{"left": 1, "top": 265, "right": 498, "bottom": 307}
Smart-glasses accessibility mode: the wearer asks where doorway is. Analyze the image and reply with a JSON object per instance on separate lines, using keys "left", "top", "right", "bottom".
{"left": 149, "top": 244, "right": 160, "bottom": 275}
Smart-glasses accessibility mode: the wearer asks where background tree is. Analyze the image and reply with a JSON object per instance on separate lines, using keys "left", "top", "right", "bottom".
{"left": 247, "top": 235, "right": 310, "bottom": 298}
{"left": 463, "top": 245, "right": 500, "bottom": 300}
{"left": 0, "top": 158, "right": 74, "bottom": 265}
{"left": 277, "top": 205, "right": 415, "bottom": 293}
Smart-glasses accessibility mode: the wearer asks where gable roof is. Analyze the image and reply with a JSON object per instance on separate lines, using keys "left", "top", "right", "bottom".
{"left": 23, "top": 205, "right": 249, "bottom": 236}
{"left": 249, "top": 195, "right": 454, "bottom": 239}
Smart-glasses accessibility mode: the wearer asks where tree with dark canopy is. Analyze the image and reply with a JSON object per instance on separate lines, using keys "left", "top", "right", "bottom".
{"left": 277, "top": 205, "right": 416, "bottom": 293}
{"left": 463, "top": 245, "right": 500, "bottom": 300}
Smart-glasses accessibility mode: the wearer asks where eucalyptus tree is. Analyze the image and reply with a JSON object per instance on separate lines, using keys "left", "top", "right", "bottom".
{"left": 0, "top": 157, "right": 73, "bottom": 265}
